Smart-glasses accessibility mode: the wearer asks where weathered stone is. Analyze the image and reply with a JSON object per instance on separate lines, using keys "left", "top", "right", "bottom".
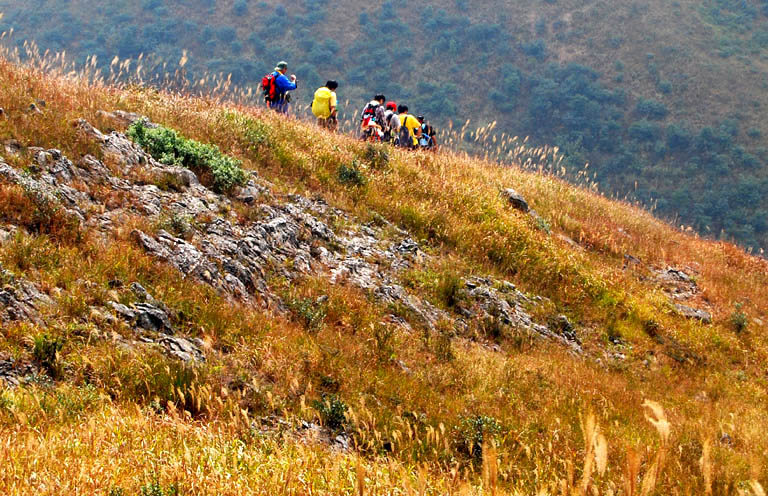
{"left": 3, "top": 116, "right": 586, "bottom": 359}
{"left": 0, "top": 265, "right": 52, "bottom": 325}
{"left": 549, "top": 314, "right": 579, "bottom": 343}
{"left": 157, "top": 336, "right": 205, "bottom": 362}
{"left": 134, "top": 303, "right": 174, "bottom": 334}
{"left": 502, "top": 188, "right": 529, "bottom": 213}
{"left": 236, "top": 181, "right": 268, "bottom": 204}
{"left": 0, "top": 357, "right": 38, "bottom": 388}
{"left": 674, "top": 304, "right": 712, "bottom": 324}
{"left": 109, "top": 301, "right": 174, "bottom": 333}
{"left": 459, "top": 276, "right": 582, "bottom": 353}
{"left": 3, "top": 139, "right": 19, "bottom": 156}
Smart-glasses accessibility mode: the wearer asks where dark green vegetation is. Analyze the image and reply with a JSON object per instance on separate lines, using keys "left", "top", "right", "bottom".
{"left": 3, "top": 0, "right": 768, "bottom": 249}
{"left": 127, "top": 120, "right": 247, "bottom": 192}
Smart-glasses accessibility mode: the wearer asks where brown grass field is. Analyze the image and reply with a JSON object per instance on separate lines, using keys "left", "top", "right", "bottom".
{"left": 0, "top": 44, "right": 767, "bottom": 495}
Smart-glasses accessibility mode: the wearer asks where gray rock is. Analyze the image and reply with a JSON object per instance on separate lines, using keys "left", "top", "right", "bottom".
{"left": 502, "top": 188, "right": 529, "bottom": 213}
{"left": 109, "top": 301, "right": 174, "bottom": 334}
{"left": 3, "top": 139, "right": 20, "bottom": 156}
{"left": 550, "top": 314, "right": 579, "bottom": 343}
{"left": 674, "top": 304, "right": 712, "bottom": 324}
{"left": 0, "top": 357, "right": 38, "bottom": 388}
{"left": 134, "top": 303, "right": 174, "bottom": 334}
{"left": 528, "top": 208, "right": 546, "bottom": 228}
{"left": 236, "top": 181, "right": 268, "bottom": 204}
{"left": 333, "top": 434, "right": 351, "bottom": 451}
{"left": 13, "top": 117, "right": 584, "bottom": 359}
{"left": 0, "top": 265, "right": 52, "bottom": 325}
{"left": 157, "top": 336, "right": 205, "bottom": 362}
{"left": 460, "top": 276, "right": 582, "bottom": 353}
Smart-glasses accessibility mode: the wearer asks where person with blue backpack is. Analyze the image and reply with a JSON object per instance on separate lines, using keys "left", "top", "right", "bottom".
{"left": 417, "top": 115, "right": 438, "bottom": 151}
{"left": 261, "top": 61, "right": 298, "bottom": 114}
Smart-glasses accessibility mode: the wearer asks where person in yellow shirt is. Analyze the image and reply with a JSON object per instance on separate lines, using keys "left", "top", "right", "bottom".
{"left": 312, "top": 80, "right": 339, "bottom": 131}
{"left": 397, "top": 104, "right": 421, "bottom": 148}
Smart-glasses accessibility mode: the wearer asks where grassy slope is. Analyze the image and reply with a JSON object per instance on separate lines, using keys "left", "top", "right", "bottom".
{"left": 0, "top": 54, "right": 767, "bottom": 494}
{"left": 3, "top": 0, "right": 768, "bottom": 251}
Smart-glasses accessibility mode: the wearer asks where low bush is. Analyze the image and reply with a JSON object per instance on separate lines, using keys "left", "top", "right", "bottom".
{"left": 287, "top": 296, "right": 327, "bottom": 332}
{"left": 454, "top": 415, "right": 502, "bottom": 461}
{"left": 337, "top": 160, "right": 367, "bottom": 187}
{"left": 730, "top": 303, "right": 748, "bottom": 334}
{"left": 128, "top": 120, "right": 247, "bottom": 193}
{"left": 312, "top": 394, "right": 348, "bottom": 431}
{"left": 362, "top": 143, "right": 390, "bottom": 170}
{"left": 32, "top": 334, "right": 64, "bottom": 378}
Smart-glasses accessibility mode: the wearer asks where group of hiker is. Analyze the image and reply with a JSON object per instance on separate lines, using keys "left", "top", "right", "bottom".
{"left": 261, "top": 61, "right": 437, "bottom": 151}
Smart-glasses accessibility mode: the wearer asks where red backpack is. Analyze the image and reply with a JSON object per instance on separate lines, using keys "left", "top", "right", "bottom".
{"left": 361, "top": 102, "right": 380, "bottom": 127}
{"left": 261, "top": 71, "right": 278, "bottom": 102}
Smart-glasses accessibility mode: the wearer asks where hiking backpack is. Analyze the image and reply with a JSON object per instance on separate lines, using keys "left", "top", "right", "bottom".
{"left": 397, "top": 115, "right": 413, "bottom": 148}
{"left": 261, "top": 71, "right": 279, "bottom": 102}
{"left": 419, "top": 123, "right": 434, "bottom": 148}
{"left": 361, "top": 102, "right": 380, "bottom": 127}
{"left": 382, "top": 111, "right": 395, "bottom": 142}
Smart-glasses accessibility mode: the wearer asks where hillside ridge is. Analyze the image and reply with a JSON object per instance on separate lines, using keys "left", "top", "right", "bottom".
{"left": 2, "top": 0, "right": 768, "bottom": 249}
{"left": 0, "top": 55, "right": 767, "bottom": 494}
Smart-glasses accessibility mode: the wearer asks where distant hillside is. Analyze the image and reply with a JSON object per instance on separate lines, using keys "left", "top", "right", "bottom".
{"left": 2, "top": 0, "right": 768, "bottom": 250}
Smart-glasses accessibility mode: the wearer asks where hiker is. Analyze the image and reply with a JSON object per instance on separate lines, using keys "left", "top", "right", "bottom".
{"left": 262, "top": 61, "right": 297, "bottom": 114}
{"left": 417, "top": 115, "right": 438, "bottom": 151}
{"left": 312, "top": 80, "right": 339, "bottom": 131}
{"left": 383, "top": 101, "right": 400, "bottom": 143}
{"left": 360, "top": 94, "right": 386, "bottom": 141}
{"left": 396, "top": 104, "right": 421, "bottom": 149}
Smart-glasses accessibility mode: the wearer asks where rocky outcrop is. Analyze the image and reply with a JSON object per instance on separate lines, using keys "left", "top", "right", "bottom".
{"left": 457, "top": 276, "right": 582, "bottom": 352}
{"left": 652, "top": 266, "right": 712, "bottom": 324}
{"left": 156, "top": 336, "right": 206, "bottom": 362}
{"left": 0, "top": 357, "right": 38, "bottom": 388}
{"left": 0, "top": 116, "right": 583, "bottom": 361}
{"left": 0, "top": 264, "right": 53, "bottom": 326}
{"left": 100, "top": 283, "right": 205, "bottom": 362}
{"left": 109, "top": 301, "right": 174, "bottom": 334}
{"left": 674, "top": 304, "right": 712, "bottom": 324}
{"left": 654, "top": 267, "right": 699, "bottom": 301}
{"left": 502, "top": 188, "right": 529, "bottom": 213}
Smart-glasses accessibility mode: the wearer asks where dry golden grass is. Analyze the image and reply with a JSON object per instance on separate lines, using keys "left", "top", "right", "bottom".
{"left": 0, "top": 46, "right": 767, "bottom": 494}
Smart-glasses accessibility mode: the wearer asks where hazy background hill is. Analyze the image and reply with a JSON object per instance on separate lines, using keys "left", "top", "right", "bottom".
{"left": 2, "top": 0, "right": 768, "bottom": 249}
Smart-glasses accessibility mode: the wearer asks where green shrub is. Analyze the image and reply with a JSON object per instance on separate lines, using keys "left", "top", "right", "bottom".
{"left": 32, "top": 334, "right": 64, "bottom": 378}
{"left": 437, "top": 272, "right": 464, "bottom": 309}
{"left": 287, "top": 297, "right": 327, "bottom": 332}
{"left": 128, "top": 120, "right": 247, "bottom": 193}
{"left": 730, "top": 303, "right": 748, "bottom": 334}
{"left": 433, "top": 320, "right": 456, "bottom": 362}
{"left": 372, "top": 322, "right": 396, "bottom": 363}
{"left": 363, "top": 144, "right": 390, "bottom": 170}
{"left": 50, "top": 384, "right": 100, "bottom": 420}
{"left": 158, "top": 212, "right": 194, "bottom": 240}
{"left": 312, "top": 394, "right": 348, "bottom": 431}
{"left": 454, "top": 415, "right": 502, "bottom": 460}
{"left": 337, "top": 160, "right": 367, "bottom": 187}
{"left": 140, "top": 479, "right": 179, "bottom": 496}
